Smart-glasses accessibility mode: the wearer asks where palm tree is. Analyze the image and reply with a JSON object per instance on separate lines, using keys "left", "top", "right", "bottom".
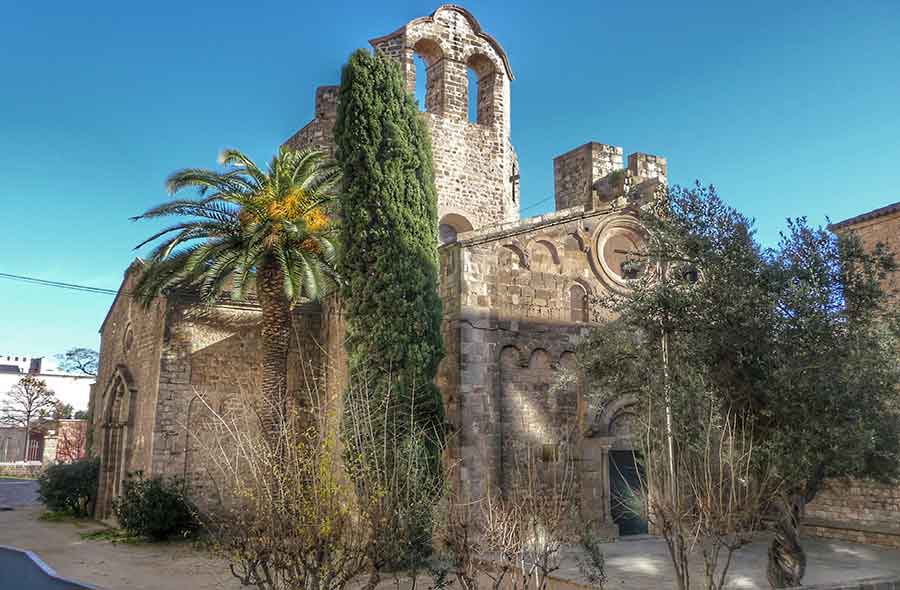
{"left": 132, "top": 146, "right": 339, "bottom": 434}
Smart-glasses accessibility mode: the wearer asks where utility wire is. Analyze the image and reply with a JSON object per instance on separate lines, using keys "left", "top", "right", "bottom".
{"left": 520, "top": 195, "right": 554, "bottom": 214}
{"left": 1, "top": 200, "right": 558, "bottom": 297}
{"left": 0, "top": 272, "right": 118, "bottom": 295}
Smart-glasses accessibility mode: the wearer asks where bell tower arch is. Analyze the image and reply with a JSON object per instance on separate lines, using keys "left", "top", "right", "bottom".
{"left": 369, "top": 5, "right": 519, "bottom": 230}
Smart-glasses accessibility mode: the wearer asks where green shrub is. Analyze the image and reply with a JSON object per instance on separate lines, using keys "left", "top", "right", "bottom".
{"left": 113, "top": 472, "right": 197, "bottom": 541}
{"left": 37, "top": 458, "right": 99, "bottom": 516}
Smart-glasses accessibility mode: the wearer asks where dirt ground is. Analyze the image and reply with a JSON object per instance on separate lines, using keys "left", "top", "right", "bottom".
{"left": 3, "top": 479, "right": 900, "bottom": 590}
{"left": 0, "top": 481, "right": 241, "bottom": 590}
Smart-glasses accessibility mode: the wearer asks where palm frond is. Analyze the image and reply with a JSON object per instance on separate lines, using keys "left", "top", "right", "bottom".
{"left": 133, "top": 147, "right": 341, "bottom": 306}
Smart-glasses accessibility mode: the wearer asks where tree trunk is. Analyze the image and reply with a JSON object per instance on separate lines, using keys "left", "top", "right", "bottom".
{"left": 256, "top": 258, "right": 293, "bottom": 443}
{"left": 766, "top": 495, "right": 806, "bottom": 588}
{"left": 23, "top": 420, "right": 31, "bottom": 462}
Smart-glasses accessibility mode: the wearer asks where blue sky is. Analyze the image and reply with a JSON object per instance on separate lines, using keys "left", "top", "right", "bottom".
{"left": 1, "top": 1, "right": 898, "bottom": 358}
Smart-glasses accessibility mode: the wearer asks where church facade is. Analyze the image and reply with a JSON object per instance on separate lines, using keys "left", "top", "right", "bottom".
{"left": 88, "top": 5, "right": 898, "bottom": 546}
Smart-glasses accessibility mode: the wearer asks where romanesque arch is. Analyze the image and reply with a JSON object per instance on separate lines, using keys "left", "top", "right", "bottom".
{"left": 580, "top": 394, "right": 646, "bottom": 536}
{"left": 530, "top": 239, "right": 560, "bottom": 273}
{"left": 569, "top": 284, "right": 588, "bottom": 322}
{"left": 466, "top": 53, "right": 497, "bottom": 125}
{"left": 499, "top": 243, "right": 528, "bottom": 269}
{"left": 412, "top": 38, "right": 445, "bottom": 115}
{"left": 439, "top": 212, "right": 474, "bottom": 245}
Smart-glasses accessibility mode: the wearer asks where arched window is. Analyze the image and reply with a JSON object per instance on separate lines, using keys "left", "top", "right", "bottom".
{"left": 414, "top": 54, "right": 428, "bottom": 111}
{"left": 466, "top": 67, "right": 479, "bottom": 123}
{"left": 466, "top": 54, "right": 496, "bottom": 126}
{"left": 570, "top": 284, "right": 588, "bottom": 322}
{"left": 412, "top": 39, "right": 444, "bottom": 115}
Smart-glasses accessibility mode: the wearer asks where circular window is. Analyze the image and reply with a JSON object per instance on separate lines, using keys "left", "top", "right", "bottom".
{"left": 592, "top": 217, "right": 647, "bottom": 290}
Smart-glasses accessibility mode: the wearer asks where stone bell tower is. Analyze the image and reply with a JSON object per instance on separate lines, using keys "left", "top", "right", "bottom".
{"left": 286, "top": 5, "right": 519, "bottom": 241}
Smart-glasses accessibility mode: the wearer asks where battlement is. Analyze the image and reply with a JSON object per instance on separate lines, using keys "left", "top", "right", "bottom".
{"left": 553, "top": 142, "right": 667, "bottom": 211}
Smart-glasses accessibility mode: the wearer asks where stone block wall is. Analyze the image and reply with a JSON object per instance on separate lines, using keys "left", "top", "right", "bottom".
{"left": 833, "top": 206, "right": 900, "bottom": 299}
{"left": 816, "top": 205, "right": 900, "bottom": 548}
{"left": 92, "top": 262, "right": 169, "bottom": 517}
{"left": 283, "top": 85, "right": 339, "bottom": 156}
{"left": 805, "top": 479, "right": 900, "bottom": 548}
{"left": 554, "top": 143, "right": 623, "bottom": 211}
{"left": 438, "top": 203, "right": 644, "bottom": 535}
{"left": 553, "top": 143, "right": 667, "bottom": 212}
{"left": 167, "top": 302, "right": 326, "bottom": 509}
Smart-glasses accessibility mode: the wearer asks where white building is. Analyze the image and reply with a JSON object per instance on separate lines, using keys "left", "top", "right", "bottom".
{"left": 0, "top": 354, "right": 94, "bottom": 413}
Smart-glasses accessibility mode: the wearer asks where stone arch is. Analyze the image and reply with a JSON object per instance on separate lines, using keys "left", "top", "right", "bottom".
{"left": 97, "top": 365, "right": 137, "bottom": 519}
{"left": 500, "top": 344, "right": 525, "bottom": 369}
{"left": 591, "top": 395, "right": 638, "bottom": 441}
{"left": 411, "top": 38, "right": 445, "bottom": 115}
{"left": 372, "top": 5, "right": 513, "bottom": 126}
{"left": 569, "top": 283, "right": 588, "bottom": 322}
{"left": 559, "top": 350, "right": 577, "bottom": 371}
{"left": 528, "top": 348, "right": 552, "bottom": 370}
{"left": 531, "top": 239, "right": 560, "bottom": 268}
{"left": 439, "top": 212, "right": 474, "bottom": 245}
{"left": 466, "top": 53, "right": 498, "bottom": 125}
{"left": 500, "top": 243, "right": 529, "bottom": 269}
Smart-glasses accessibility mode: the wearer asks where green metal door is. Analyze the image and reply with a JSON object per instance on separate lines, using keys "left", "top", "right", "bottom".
{"left": 609, "top": 450, "right": 648, "bottom": 535}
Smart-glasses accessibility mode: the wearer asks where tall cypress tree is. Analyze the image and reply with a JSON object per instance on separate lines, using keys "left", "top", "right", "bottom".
{"left": 335, "top": 49, "right": 444, "bottom": 469}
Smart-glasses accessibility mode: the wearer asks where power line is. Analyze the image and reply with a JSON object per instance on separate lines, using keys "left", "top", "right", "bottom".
{"left": 0, "top": 272, "right": 117, "bottom": 295}
{"left": 2, "top": 200, "right": 559, "bottom": 297}
{"left": 520, "top": 195, "right": 554, "bottom": 214}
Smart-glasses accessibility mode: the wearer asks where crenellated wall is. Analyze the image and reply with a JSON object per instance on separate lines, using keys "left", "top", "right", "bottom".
{"left": 554, "top": 142, "right": 667, "bottom": 212}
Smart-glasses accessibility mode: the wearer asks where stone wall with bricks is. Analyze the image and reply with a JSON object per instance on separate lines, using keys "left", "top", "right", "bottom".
{"left": 831, "top": 204, "right": 900, "bottom": 300}
{"left": 90, "top": 264, "right": 328, "bottom": 515}
{"left": 805, "top": 479, "right": 900, "bottom": 548}
{"left": 554, "top": 142, "right": 667, "bottom": 212}
{"left": 92, "top": 262, "right": 169, "bottom": 518}
{"left": 437, "top": 188, "right": 659, "bottom": 536}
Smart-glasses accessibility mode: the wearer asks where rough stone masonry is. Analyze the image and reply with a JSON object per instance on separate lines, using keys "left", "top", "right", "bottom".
{"left": 88, "top": 5, "right": 898, "bottom": 545}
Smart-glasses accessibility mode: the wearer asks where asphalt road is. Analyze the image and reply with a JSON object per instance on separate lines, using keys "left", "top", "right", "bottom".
{"left": 0, "top": 478, "right": 39, "bottom": 508}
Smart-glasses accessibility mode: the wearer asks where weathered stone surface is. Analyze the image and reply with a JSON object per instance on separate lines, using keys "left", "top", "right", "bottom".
{"left": 90, "top": 6, "right": 898, "bottom": 547}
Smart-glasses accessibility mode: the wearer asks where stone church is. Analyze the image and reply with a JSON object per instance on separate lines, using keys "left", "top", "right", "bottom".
{"left": 88, "top": 5, "right": 899, "bottom": 545}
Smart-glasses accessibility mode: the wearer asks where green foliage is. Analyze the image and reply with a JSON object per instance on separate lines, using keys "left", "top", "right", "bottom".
{"left": 132, "top": 146, "right": 339, "bottom": 306}
{"left": 334, "top": 49, "right": 445, "bottom": 460}
{"left": 113, "top": 472, "right": 197, "bottom": 541}
{"left": 37, "top": 458, "right": 99, "bottom": 517}
{"left": 334, "top": 48, "right": 445, "bottom": 565}
{"left": 80, "top": 528, "right": 145, "bottom": 544}
{"left": 580, "top": 183, "right": 900, "bottom": 498}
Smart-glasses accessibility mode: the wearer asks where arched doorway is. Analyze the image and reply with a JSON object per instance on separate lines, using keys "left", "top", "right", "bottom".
{"left": 582, "top": 396, "right": 648, "bottom": 537}
{"left": 607, "top": 411, "right": 648, "bottom": 535}
{"left": 97, "top": 366, "right": 136, "bottom": 519}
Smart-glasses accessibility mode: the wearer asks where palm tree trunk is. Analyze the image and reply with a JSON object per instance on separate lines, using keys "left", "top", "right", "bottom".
{"left": 256, "top": 258, "right": 292, "bottom": 443}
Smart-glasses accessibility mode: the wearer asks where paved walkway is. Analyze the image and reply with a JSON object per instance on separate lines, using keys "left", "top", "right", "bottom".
{"left": 2, "top": 481, "right": 899, "bottom": 590}
{"left": 0, "top": 481, "right": 240, "bottom": 590}
{"left": 554, "top": 534, "right": 900, "bottom": 589}
{"left": 0, "top": 478, "right": 39, "bottom": 508}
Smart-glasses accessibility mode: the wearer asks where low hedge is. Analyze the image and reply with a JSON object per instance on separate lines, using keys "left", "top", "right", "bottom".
{"left": 37, "top": 458, "right": 100, "bottom": 516}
